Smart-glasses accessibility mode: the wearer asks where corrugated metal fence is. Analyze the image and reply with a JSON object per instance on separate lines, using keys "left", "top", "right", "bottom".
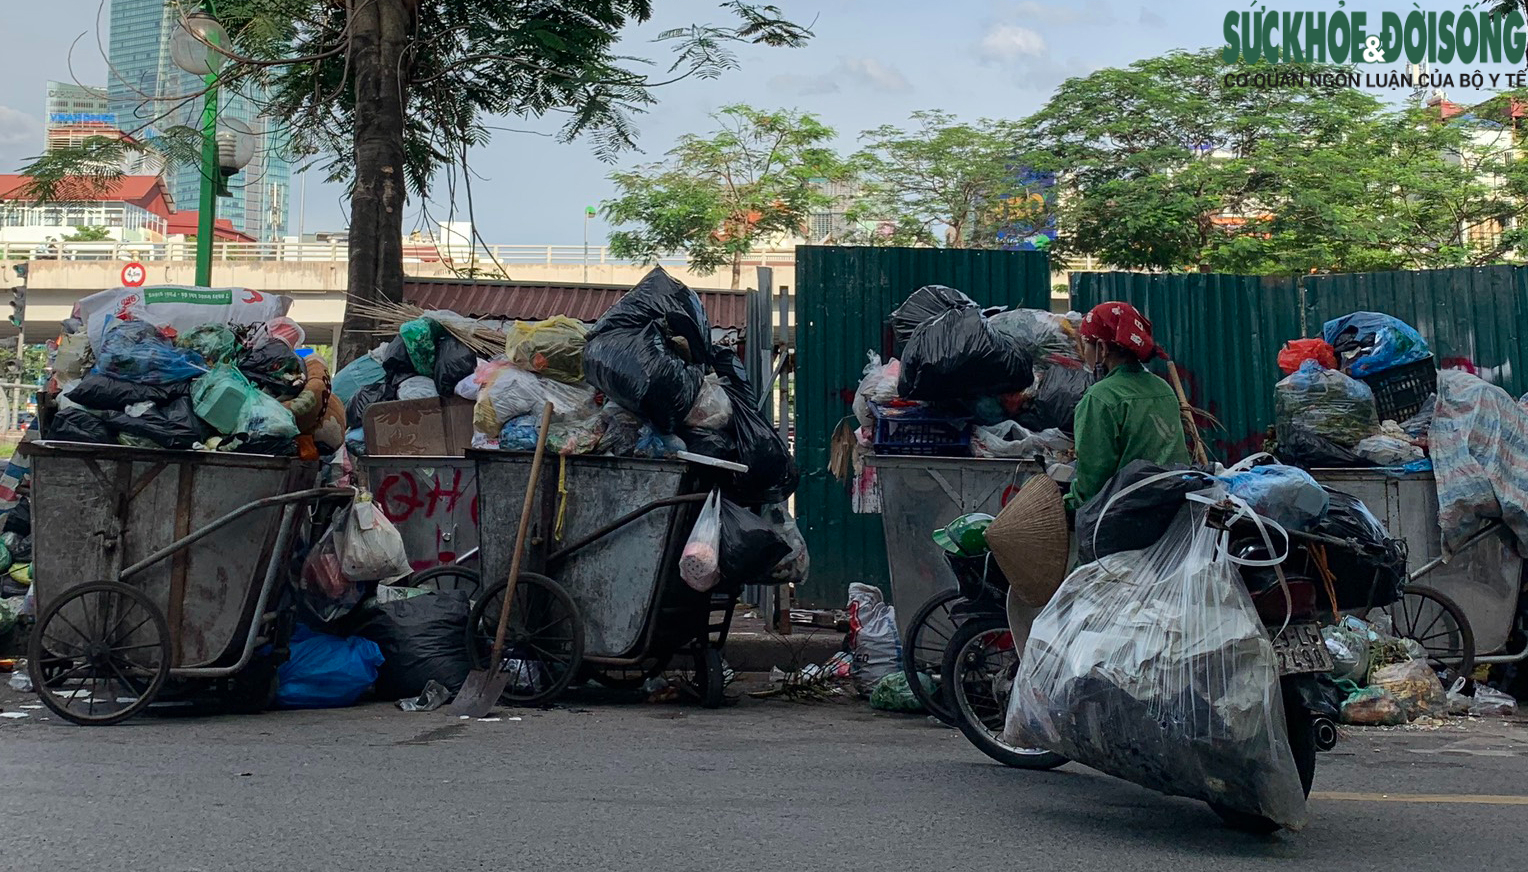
{"left": 794, "top": 246, "right": 1052, "bottom": 607}
{"left": 1074, "top": 265, "right": 1528, "bottom": 461}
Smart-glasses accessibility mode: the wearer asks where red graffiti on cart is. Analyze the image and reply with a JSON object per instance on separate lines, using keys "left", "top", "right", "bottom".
{"left": 375, "top": 468, "right": 478, "bottom": 569}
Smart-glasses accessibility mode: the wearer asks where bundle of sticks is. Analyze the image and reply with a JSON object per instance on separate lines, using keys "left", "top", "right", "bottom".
{"left": 345, "top": 296, "right": 504, "bottom": 358}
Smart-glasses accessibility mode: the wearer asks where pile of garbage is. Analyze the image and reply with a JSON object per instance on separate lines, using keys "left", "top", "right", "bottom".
{"left": 853, "top": 285, "right": 1086, "bottom": 463}
{"left": 1271, "top": 312, "right": 1435, "bottom": 469}
{"left": 44, "top": 287, "right": 334, "bottom": 456}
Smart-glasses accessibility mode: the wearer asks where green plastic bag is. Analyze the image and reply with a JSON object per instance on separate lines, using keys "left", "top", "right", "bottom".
{"left": 193, "top": 365, "right": 299, "bottom": 439}
{"left": 1339, "top": 685, "right": 1407, "bottom": 726}
{"left": 176, "top": 324, "right": 240, "bottom": 365}
{"left": 400, "top": 318, "right": 443, "bottom": 376}
{"left": 869, "top": 671, "right": 933, "bottom": 713}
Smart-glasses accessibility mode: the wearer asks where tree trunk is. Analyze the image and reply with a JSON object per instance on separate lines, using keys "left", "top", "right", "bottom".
{"left": 730, "top": 251, "right": 742, "bottom": 289}
{"left": 337, "top": 0, "right": 413, "bottom": 368}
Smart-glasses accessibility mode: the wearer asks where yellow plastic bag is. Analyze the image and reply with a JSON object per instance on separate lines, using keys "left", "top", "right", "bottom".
{"left": 506, "top": 316, "right": 588, "bottom": 384}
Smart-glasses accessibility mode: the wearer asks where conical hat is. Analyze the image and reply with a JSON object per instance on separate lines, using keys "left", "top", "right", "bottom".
{"left": 984, "top": 475, "right": 1069, "bottom": 608}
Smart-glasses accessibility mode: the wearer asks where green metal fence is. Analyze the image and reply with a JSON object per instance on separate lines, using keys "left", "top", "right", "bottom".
{"left": 793, "top": 246, "right": 1052, "bottom": 608}
{"left": 1074, "top": 265, "right": 1528, "bottom": 462}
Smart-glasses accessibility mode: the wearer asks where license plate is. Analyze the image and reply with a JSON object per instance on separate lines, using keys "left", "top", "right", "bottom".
{"left": 1271, "top": 623, "right": 1334, "bottom": 675}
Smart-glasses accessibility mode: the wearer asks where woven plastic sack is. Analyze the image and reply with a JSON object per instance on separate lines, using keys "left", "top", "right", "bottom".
{"left": 74, "top": 285, "right": 292, "bottom": 353}
{"left": 1275, "top": 360, "right": 1380, "bottom": 447}
{"left": 1277, "top": 339, "right": 1338, "bottom": 375}
{"left": 506, "top": 316, "right": 588, "bottom": 384}
{"left": 679, "top": 490, "right": 722, "bottom": 592}
{"left": 848, "top": 583, "right": 900, "bottom": 696}
{"left": 94, "top": 319, "right": 207, "bottom": 384}
{"left": 1006, "top": 498, "right": 1308, "bottom": 830}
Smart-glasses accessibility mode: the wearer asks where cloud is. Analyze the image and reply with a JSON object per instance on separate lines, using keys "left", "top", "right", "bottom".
{"left": 0, "top": 106, "right": 43, "bottom": 173}
{"left": 978, "top": 24, "right": 1048, "bottom": 61}
{"left": 771, "top": 57, "right": 913, "bottom": 97}
{"left": 1008, "top": 1, "right": 1115, "bottom": 27}
{"left": 1138, "top": 6, "right": 1166, "bottom": 28}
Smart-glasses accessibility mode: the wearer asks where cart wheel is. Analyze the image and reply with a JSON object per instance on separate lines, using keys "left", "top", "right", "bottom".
{"left": 467, "top": 573, "right": 584, "bottom": 706}
{"left": 406, "top": 565, "right": 485, "bottom": 601}
{"left": 902, "top": 590, "right": 962, "bottom": 725}
{"left": 28, "top": 581, "right": 171, "bottom": 726}
{"left": 679, "top": 646, "right": 726, "bottom": 709}
{"left": 1367, "top": 585, "right": 1476, "bottom": 685}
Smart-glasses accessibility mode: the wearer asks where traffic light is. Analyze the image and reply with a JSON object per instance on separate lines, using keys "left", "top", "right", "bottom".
{"left": 8, "top": 264, "right": 25, "bottom": 328}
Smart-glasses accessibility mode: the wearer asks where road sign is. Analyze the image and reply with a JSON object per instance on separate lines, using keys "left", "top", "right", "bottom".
{"left": 120, "top": 262, "right": 147, "bottom": 287}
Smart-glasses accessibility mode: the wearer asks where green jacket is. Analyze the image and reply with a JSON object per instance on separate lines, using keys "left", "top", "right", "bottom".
{"left": 1065, "top": 362, "right": 1191, "bottom": 510}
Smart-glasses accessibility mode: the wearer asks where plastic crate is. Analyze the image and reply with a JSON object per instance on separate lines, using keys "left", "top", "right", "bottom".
{"left": 1359, "top": 357, "right": 1437, "bottom": 422}
{"left": 870, "top": 404, "right": 971, "bottom": 456}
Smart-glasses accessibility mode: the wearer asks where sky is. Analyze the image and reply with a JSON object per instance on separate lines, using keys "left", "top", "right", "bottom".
{"left": 0, "top": 1, "right": 1516, "bottom": 243}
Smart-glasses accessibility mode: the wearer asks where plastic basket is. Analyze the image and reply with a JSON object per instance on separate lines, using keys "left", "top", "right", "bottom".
{"left": 1359, "top": 357, "right": 1437, "bottom": 422}
{"left": 870, "top": 403, "right": 971, "bottom": 457}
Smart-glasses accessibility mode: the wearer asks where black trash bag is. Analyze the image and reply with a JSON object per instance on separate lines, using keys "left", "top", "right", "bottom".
{"left": 69, "top": 373, "right": 189, "bottom": 411}
{"left": 231, "top": 433, "right": 298, "bottom": 456}
{"left": 1075, "top": 460, "right": 1218, "bottom": 563}
{"left": 46, "top": 408, "right": 116, "bottom": 444}
{"left": 107, "top": 397, "right": 211, "bottom": 450}
{"left": 345, "top": 372, "right": 405, "bottom": 430}
{"left": 1310, "top": 489, "right": 1408, "bottom": 610}
{"left": 584, "top": 322, "right": 704, "bottom": 434}
{"left": 354, "top": 589, "right": 474, "bottom": 698}
{"left": 380, "top": 335, "right": 417, "bottom": 375}
{"left": 591, "top": 267, "right": 712, "bottom": 367}
{"left": 1017, "top": 365, "right": 1095, "bottom": 434}
{"left": 239, "top": 339, "right": 306, "bottom": 400}
{"left": 891, "top": 285, "right": 978, "bottom": 354}
{"left": 433, "top": 334, "right": 477, "bottom": 396}
{"left": 10, "top": 534, "right": 32, "bottom": 563}
{"left": 2, "top": 498, "right": 30, "bottom": 537}
{"left": 711, "top": 345, "right": 756, "bottom": 409}
{"left": 718, "top": 499, "right": 792, "bottom": 590}
{"left": 1274, "top": 421, "right": 1374, "bottom": 470}
{"left": 717, "top": 376, "right": 797, "bottom": 505}
{"left": 1292, "top": 672, "right": 1345, "bottom": 720}
{"left": 678, "top": 426, "right": 739, "bottom": 463}
{"left": 898, "top": 307, "right": 1035, "bottom": 401}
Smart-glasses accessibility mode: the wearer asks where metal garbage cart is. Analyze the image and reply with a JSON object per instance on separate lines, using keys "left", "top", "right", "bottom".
{"left": 1312, "top": 468, "right": 1527, "bottom": 670}
{"left": 21, "top": 441, "right": 349, "bottom": 725}
{"left": 468, "top": 451, "right": 740, "bottom": 708}
{"left": 361, "top": 455, "right": 478, "bottom": 573}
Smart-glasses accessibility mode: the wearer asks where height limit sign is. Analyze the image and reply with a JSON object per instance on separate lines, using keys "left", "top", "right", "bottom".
{"left": 120, "top": 262, "right": 147, "bottom": 288}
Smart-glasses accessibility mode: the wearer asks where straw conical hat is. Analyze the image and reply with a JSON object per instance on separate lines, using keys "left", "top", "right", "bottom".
{"left": 984, "top": 475, "right": 1069, "bottom": 608}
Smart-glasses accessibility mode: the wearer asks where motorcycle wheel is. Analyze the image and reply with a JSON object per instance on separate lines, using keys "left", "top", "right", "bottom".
{"left": 1209, "top": 677, "right": 1317, "bottom": 834}
{"left": 941, "top": 614, "right": 1068, "bottom": 771}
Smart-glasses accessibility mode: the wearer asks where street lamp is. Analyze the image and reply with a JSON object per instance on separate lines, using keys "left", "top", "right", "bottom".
{"left": 583, "top": 205, "right": 596, "bottom": 282}
{"left": 170, "top": 9, "right": 230, "bottom": 287}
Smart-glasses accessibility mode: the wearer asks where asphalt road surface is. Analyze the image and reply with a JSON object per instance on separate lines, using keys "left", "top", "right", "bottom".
{"left": 2, "top": 682, "right": 1526, "bottom": 872}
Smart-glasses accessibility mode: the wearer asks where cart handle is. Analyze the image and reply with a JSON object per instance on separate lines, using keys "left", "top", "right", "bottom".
{"left": 118, "top": 486, "right": 355, "bottom": 582}
{"left": 547, "top": 492, "right": 710, "bottom": 566}
{"left": 1407, "top": 520, "right": 1501, "bottom": 583}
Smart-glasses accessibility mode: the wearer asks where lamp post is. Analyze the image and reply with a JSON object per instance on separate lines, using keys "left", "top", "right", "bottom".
{"left": 583, "top": 205, "right": 596, "bottom": 282}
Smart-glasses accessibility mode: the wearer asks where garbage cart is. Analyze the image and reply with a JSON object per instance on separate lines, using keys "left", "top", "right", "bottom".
{"left": 21, "top": 441, "right": 349, "bottom": 725}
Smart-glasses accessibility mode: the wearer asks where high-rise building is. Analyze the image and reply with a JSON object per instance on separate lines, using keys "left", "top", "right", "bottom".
{"left": 107, "top": 0, "right": 290, "bottom": 242}
{"left": 45, "top": 81, "right": 163, "bottom": 175}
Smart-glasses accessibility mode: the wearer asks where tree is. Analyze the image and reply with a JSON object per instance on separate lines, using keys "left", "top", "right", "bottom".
{"left": 22, "top": 1, "right": 812, "bottom": 363}
{"left": 604, "top": 105, "right": 847, "bottom": 288}
{"left": 62, "top": 227, "right": 112, "bottom": 243}
{"left": 847, "top": 112, "right": 1047, "bottom": 249}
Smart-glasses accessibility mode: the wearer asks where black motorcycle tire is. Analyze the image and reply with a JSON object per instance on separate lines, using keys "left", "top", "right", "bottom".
{"left": 1209, "top": 677, "right": 1317, "bottom": 834}
{"left": 942, "top": 614, "right": 1068, "bottom": 771}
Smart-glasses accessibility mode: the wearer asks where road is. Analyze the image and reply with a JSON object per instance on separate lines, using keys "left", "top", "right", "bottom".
{"left": 2, "top": 681, "right": 1525, "bottom": 872}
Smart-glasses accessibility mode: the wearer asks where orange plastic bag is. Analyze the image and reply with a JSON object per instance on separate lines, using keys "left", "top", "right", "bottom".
{"left": 1278, "top": 339, "right": 1338, "bottom": 374}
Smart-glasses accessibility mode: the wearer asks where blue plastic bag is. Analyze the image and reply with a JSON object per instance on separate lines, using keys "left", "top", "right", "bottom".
{"left": 94, "top": 319, "right": 207, "bottom": 384}
{"left": 276, "top": 624, "right": 384, "bottom": 708}
{"left": 1321, "top": 312, "right": 1431, "bottom": 378}
{"left": 332, "top": 354, "right": 386, "bottom": 404}
{"left": 1220, "top": 464, "right": 1330, "bottom": 531}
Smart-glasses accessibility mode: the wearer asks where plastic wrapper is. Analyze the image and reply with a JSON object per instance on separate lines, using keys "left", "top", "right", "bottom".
{"left": 332, "top": 349, "right": 386, "bottom": 403}
{"left": 848, "top": 583, "right": 899, "bottom": 696}
{"left": 583, "top": 322, "right": 704, "bottom": 434}
{"left": 717, "top": 373, "right": 798, "bottom": 505}
{"left": 45, "top": 408, "right": 115, "bottom": 444}
{"left": 1277, "top": 338, "right": 1338, "bottom": 375}
{"left": 1322, "top": 624, "right": 1371, "bottom": 683}
{"left": 1075, "top": 461, "right": 1217, "bottom": 563}
{"left": 590, "top": 268, "right": 712, "bottom": 368}
{"left": 275, "top": 625, "right": 384, "bottom": 709}
{"left": 399, "top": 318, "right": 443, "bottom": 375}
{"left": 1323, "top": 312, "right": 1431, "bottom": 378}
{"left": 1369, "top": 659, "right": 1447, "bottom": 721}
{"left": 764, "top": 504, "right": 810, "bottom": 584}
{"left": 73, "top": 286, "right": 291, "bottom": 353}
{"left": 1340, "top": 685, "right": 1407, "bottom": 725}
{"left": 685, "top": 374, "right": 734, "bottom": 430}
{"left": 175, "top": 323, "right": 240, "bottom": 365}
{"left": 506, "top": 316, "right": 588, "bottom": 384}
{"left": 634, "top": 426, "right": 685, "bottom": 458}
{"left": 354, "top": 590, "right": 474, "bottom": 698}
{"left": 970, "top": 421, "right": 1073, "bottom": 459}
{"left": 1016, "top": 365, "right": 1093, "bottom": 434}
{"left": 898, "top": 307, "right": 1035, "bottom": 401}
{"left": 433, "top": 334, "right": 478, "bottom": 396}
{"left": 239, "top": 339, "right": 306, "bottom": 400}
{"left": 595, "top": 404, "right": 645, "bottom": 456}
{"left": 1354, "top": 434, "right": 1424, "bottom": 466}
{"left": 891, "top": 285, "right": 977, "bottom": 353}
{"left": 259, "top": 316, "right": 306, "bottom": 349}
{"left": 499, "top": 411, "right": 602, "bottom": 456}
{"left": 69, "top": 372, "right": 188, "bottom": 411}
{"left": 1220, "top": 464, "right": 1329, "bottom": 531}
{"left": 107, "top": 397, "right": 210, "bottom": 450}
{"left": 396, "top": 375, "right": 439, "bottom": 401}
{"left": 718, "top": 499, "right": 792, "bottom": 590}
{"left": 94, "top": 319, "right": 207, "bottom": 384}
{"left": 679, "top": 490, "right": 722, "bottom": 592}
{"left": 852, "top": 353, "right": 900, "bottom": 431}
{"left": 1006, "top": 500, "right": 1308, "bottom": 830}
{"left": 1469, "top": 685, "right": 1518, "bottom": 717}
{"left": 989, "top": 308, "right": 1080, "bottom": 364}
{"left": 340, "top": 493, "right": 411, "bottom": 581}
{"left": 1275, "top": 360, "right": 1381, "bottom": 447}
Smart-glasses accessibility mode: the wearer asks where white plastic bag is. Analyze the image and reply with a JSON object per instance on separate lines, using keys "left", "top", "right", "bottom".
{"left": 852, "top": 352, "right": 901, "bottom": 430}
{"left": 764, "top": 504, "right": 810, "bottom": 584}
{"left": 472, "top": 365, "right": 596, "bottom": 435}
{"left": 684, "top": 375, "right": 734, "bottom": 430}
{"left": 679, "top": 490, "right": 722, "bottom": 592}
{"left": 848, "top": 582, "right": 899, "bottom": 696}
{"left": 1005, "top": 496, "right": 1308, "bottom": 830}
{"left": 340, "top": 492, "right": 411, "bottom": 581}
{"left": 396, "top": 375, "right": 439, "bottom": 401}
{"left": 971, "top": 421, "right": 1074, "bottom": 459}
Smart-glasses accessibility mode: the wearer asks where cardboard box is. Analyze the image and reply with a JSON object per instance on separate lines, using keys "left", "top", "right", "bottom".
{"left": 363, "top": 396, "right": 476, "bottom": 456}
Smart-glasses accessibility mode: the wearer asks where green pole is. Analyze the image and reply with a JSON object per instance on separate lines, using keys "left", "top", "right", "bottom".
{"left": 194, "top": 72, "right": 218, "bottom": 288}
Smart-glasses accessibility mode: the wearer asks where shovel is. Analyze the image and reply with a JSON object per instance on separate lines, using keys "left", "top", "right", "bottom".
{"left": 448, "top": 401, "right": 555, "bottom": 718}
